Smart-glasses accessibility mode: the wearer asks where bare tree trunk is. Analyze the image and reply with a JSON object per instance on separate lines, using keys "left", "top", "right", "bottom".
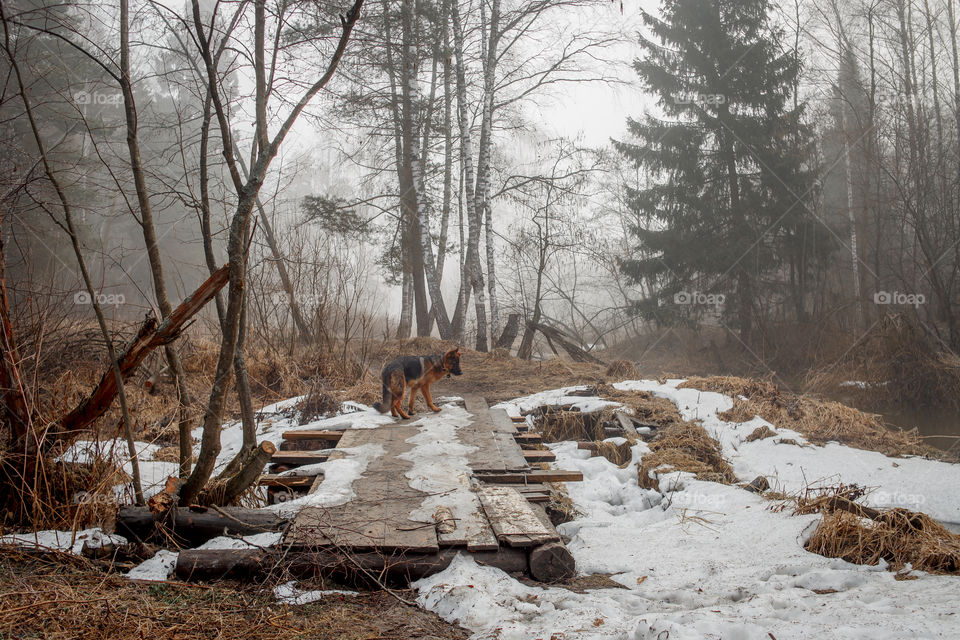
{"left": 451, "top": 0, "right": 488, "bottom": 351}
{"left": 117, "top": 0, "right": 197, "bottom": 478}
{"left": 477, "top": 0, "right": 501, "bottom": 344}
{"left": 401, "top": 0, "right": 452, "bottom": 339}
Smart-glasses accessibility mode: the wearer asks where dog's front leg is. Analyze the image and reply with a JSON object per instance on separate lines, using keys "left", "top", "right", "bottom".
{"left": 423, "top": 385, "right": 441, "bottom": 412}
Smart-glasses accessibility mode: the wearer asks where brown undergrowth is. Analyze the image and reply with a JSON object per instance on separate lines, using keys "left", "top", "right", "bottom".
{"left": 679, "top": 376, "right": 946, "bottom": 460}
{"left": 0, "top": 548, "right": 467, "bottom": 640}
{"left": 638, "top": 421, "right": 736, "bottom": 491}
{"left": 795, "top": 486, "right": 960, "bottom": 575}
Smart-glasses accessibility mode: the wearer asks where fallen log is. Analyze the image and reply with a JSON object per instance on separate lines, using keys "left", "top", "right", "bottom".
{"left": 526, "top": 321, "right": 605, "bottom": 365}
{"left": 116, "top": 505, "right": 287, "bottom": 547}
{"left": 529, "top": 541, "right": 576, "bottom": 582}
{"left": 174, "top": 547, "right": 530, "bottom": 583}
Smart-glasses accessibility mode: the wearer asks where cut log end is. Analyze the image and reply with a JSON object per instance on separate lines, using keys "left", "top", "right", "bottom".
{"left": 528, "top": 541, "right": 576, "bottom": 583}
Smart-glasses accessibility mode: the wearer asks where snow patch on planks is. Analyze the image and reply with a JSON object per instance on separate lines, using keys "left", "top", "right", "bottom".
{"left": 476, "top": 486, "right": 559, "bottom": 547}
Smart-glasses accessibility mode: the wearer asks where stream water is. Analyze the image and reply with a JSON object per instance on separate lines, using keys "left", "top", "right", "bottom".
{"left": 831, "top": 391, "right": 960, "bottom": 454}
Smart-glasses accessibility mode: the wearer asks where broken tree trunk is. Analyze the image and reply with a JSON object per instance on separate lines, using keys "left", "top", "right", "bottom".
{"left": 203, "top": 440, "right": 277, "bottom": 505}
{"left": 526, "top": 321, "right": 605, "bottom": 365}
{"left": 44, "top": 264, "right": 229, "bottom": 450}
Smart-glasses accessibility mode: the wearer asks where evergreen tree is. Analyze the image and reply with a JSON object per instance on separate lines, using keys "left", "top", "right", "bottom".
{"left": 614, "top": 0, "right": 815, "bottom": 344}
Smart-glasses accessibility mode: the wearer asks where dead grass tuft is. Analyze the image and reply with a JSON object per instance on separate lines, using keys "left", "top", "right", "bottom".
{"left": 746, "top": 425, "right": 776, "bottom": 442}
{"left": 805, "top": 507, "right": 960, "bottom": 575}
{"left": 297, "top": 382, "right": 341, "bottom": 424}
{"left": 604, "top": 359, "right": 638, "bottom": 379}
{"left": 537, "top": 407, "right": 608, "bottom": 443}
{"left": 638, "top": 422, "right": 736, "bottom": 491}
{"left": 679, "top": 375, "right": 780, "bottom": 398}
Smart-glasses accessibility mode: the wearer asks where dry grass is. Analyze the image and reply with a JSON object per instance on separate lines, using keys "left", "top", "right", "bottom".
{"left": 804, "top": 507, "right": 960, "bottom": 575}
{"left": 746, "top": 425, "right": 776, "bottom": 442}
{"left": 537, "top": 407, "right": 609, "bottom": 443}
{"left": 0, "top": 548, "right": 467, "bottom": 640}
{"left": 681, "top": 375, "right": 946, "bottom": 459}
{"left": 638, "top": 421, "right": 737, "bottom": 491}
{"left": 605, "top": 359, "right": 638, "bottom": 379}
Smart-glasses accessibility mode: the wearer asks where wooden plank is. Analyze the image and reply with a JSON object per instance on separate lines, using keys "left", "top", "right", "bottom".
{"left": 613, "top": 411, "right": 639, "bottom": 438}
{"left": 288, "top": 426, "right": 439, "bottom": 553}
{"left": 488, "top": 407, "right": 519, "bottom": 434}
{"left": 477, "top": 486, "right": 559, "bottom": 547}
{"left": 474, "top": 469, "right": 584, "bottom": 484}
{"left": 271, "top": 451, "right": 330, "bottom": 466}
{"left": 257, "top": 474, "right": 314, "bottom": 488}
{"left": 522, "top": 450, "right": 556, "bottom": 463}
{"left": 282, "top": 429, "right": 345, "bottom": 442}
{"left": 515, "top": 433, "right": 542, "bottom": 445}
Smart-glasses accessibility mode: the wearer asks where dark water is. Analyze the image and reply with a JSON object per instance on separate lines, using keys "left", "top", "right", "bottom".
{"left": 831, "top": 392, "right": 960, "bottom": 454}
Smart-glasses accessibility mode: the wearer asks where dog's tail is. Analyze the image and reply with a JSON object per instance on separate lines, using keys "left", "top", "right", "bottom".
{"left": 372, "top": 380, "right": 391, "bottom": 414}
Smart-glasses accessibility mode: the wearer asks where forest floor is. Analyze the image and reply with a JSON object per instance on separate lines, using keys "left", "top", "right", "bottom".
{"left": 5, "top": 336, "right": 960, "bottom": 639}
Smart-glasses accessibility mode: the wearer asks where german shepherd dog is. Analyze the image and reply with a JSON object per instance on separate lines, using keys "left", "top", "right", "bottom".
{"left": 373, "top": 348, "right": 462, "bottom": 419}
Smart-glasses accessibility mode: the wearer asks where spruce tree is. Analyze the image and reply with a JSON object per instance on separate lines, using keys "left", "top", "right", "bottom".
{"left": 615, "top": 0, "right": 814, "bottom": 344}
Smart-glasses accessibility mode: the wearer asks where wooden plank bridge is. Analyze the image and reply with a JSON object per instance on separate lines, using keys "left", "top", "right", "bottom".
{"left": 267, "top": 393, "right": 582, "bottom": 581}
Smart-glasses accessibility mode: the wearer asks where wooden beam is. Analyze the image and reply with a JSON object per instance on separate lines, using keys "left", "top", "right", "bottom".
{"left": 474, "top": 469, "right": 583, "bottom": 484}
{"left": 522, "top": 450, "right": 556, "bottom": 463}
{"left": 282, "top": 429, "right": 346, "bottom": 441}
{"left": 271, "top": 451, "right": 330, "bottom": 466}
{"left": 258, "top": 474, "right": 315, "bottom": 488}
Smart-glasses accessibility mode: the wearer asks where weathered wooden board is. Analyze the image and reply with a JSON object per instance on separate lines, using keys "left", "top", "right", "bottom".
{"left": 270, "top": 450, "right": 332, "bottom": 466}
{"left": 514, "top": 433, "right": 542, "bottom": 446}
{"left": 257, "top": 474, "right": 315, "bottom": 488}
{"left": 474, "top": 469, "right": 584, "bottom": 484}
{"left": 459, "top": 395, "right": 528, "bottom": 473}
{"left": 282, "top": 430, "right": 345, "bottom": 442}
{"left": 287, "top": 426, "right": 439, "bottom": 553}
{"left": 477, "top": 486, "right": 559, "bottom": 547}
{"left": 522, "top": 450, "right": 556, "bottom": 463}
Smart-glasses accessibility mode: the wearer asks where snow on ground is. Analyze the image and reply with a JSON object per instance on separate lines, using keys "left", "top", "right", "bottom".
{"left": 126, "top": 549, "right": 178, "bottom": 581}
{"left": 416, "top": 381, "right": 960, "bottom": 639}
{"left": 273, "top": 580, "right": 359, "bottom": 605}
{"left": 0, "top": 527, "right": 126, "bottom": 555}
{"left": 614, "top": 379, "right": 960, "bottom": 525}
